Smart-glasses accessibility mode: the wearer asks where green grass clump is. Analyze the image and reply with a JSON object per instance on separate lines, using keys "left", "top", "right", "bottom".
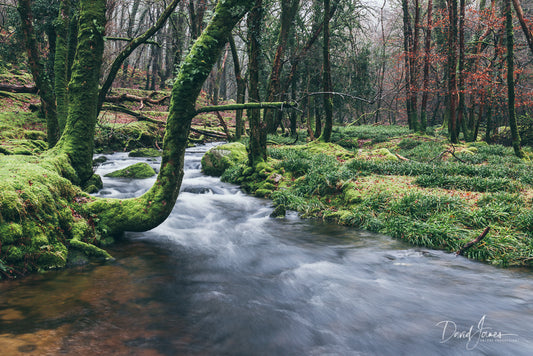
{"left": 415, "top": 174, "right": 524, "bottom": 193}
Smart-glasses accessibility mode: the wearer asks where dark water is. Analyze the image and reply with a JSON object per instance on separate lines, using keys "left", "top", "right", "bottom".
{"left": 1, "top": 144, "right": 533, "bottom": 355}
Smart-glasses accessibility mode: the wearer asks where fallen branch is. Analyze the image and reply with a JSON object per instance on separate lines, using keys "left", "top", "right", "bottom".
{"left": 101, "top": 104, "right": 163, "bottom": 125}
{"left": 190, "top": 127, "right": 227, "bottom": 139}
{"left": 105, "top": 92, "right": 170, "bottom": 105}
{"left": 0, "top": 83, "right": 38, "bottom": 93}
{"left": 214, "top": 111, "right": 232, "bottom": 140}
{"left": 395, "top": 153, "right": 410, "bottom": 161}
{"left": 105, "top": 36, "right": 161, "bottom": 47}
{"left": 102, "top": 104, "right": 227, "bottom": 139}
{"left": 195, "top": 101, "right": 296, "bottom": 115}
{"left": 456, "top": 226, "right": 490, "bottom": 256}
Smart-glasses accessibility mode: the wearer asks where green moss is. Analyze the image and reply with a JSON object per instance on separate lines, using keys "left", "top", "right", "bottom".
{"left": 270, "top": 204, "right": 286, "bottom": 218}
{"left": 0, "top": 153, "right": 113, "bottom": 278}
{"left": 201, "top": 142, "right": 247, "bottom": 176}
{"left": 104, "top": 162, "right": 156, "bottom": 179}
{"left": 128, "top": 148, "right": 162, "bottom": 157}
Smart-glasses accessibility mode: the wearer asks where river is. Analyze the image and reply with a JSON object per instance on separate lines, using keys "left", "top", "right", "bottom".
{"left": 1, "top": 143, "right": 533, "bottom": 355}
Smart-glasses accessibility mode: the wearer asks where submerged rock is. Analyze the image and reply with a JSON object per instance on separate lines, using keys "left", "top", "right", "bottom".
{"left": 270, "top": 204, "right": 286, "bottom": 218}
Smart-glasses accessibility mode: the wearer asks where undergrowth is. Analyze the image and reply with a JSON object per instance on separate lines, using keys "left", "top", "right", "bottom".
{"left": 206, "top": 125, "right": 533, "bottom": 267}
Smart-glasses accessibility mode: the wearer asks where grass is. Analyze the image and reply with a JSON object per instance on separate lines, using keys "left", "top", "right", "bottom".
{"left": 208, "top": 125, "right": 533, "bottom": 267}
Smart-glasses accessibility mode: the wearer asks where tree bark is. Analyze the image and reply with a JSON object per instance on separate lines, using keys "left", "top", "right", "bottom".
{"left": 17, "top": 0, "right": 59, "bottom": 147}
{"left": 512, "top": 0, "right": 533, "bottom": 56}
{"left": 52, "top": 0, "right": 107, "bottom": 185}
{"left": 401, "top": 0, "right": 415, "bottom": 130}
{"left": 420, "top": 0, "right": 432, "bottom": 132}
{"left": 506, "top": 0, "right": 524, "bottom": 158}
{"left": 229, "top": 34, "right": 246, "bottom": 139}
{"left": 319, "top": 0, "right": 333, "bottom": 142}
{"left": 247, "top": 0, "right": 266, "bottom": 166}
{"left": 264, "top": 0, "right": 300, "bottom": 133}
{"left": 54, "top": 0, "right": 71, "bottom": 133}
{"left": 447, "top": 0, "right": 458, "bottom": 143}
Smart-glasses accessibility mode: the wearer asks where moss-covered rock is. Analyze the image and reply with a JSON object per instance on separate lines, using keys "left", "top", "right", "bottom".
{"left": 83, "top": 174, "right": 103, "bottom": 193}
{"left": 201, "top": 142, "right": 247, "bottom": 176}
{"left": 94, "top": 121, "right": 163, "bottom": 152}
{"left": 270, "top": 204, "right": 286, "bottom": 218}
{"left": 104, "top": 162, "right": 156, "bottom": 179}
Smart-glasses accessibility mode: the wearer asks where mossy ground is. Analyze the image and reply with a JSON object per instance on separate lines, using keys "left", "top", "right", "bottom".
{"left": 206, "top": 125, "right": 533, "bottom": 267}
{"left": 0, "top": 154, "right": 112, "bottom": 279}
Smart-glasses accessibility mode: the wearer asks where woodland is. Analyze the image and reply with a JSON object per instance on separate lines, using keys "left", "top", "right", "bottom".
{"left": 0, "top": 0, "right": 532, "bottom": 278}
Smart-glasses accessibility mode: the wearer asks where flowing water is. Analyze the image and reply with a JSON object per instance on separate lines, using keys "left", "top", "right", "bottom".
{"left": 1, "top": 144, "right": 533, "bottom": 355}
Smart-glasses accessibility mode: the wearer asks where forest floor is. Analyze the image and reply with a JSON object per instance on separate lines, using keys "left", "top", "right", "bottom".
{"left": 1, "top": 80, "right": 533, "bottom": 270}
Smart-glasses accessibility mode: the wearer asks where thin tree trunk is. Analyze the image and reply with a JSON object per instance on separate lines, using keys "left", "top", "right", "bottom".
{"left": 458, "top": 0, "right": 467, "bottom": 140}
{"left": 512, "top": 0, "right": 533, "bottom": 56}
{"left": 247, "top": 0, "right": 266, "bottom": 166}
{"left": 319, "top": 0, "right": 333, "bottom": 142}
{"left": 54, "top": 0, "right": 71, "bottom": 133}
{"left": 229, "top": 35, "right": 246, "bottom": 139}
{"left": 401, "top": 0, "right": 415, "bottom": 130}
{"left": 264, "top": 0, "right": 299, "bottom": 133}
{"left": 420, "top": 0, "right": 432, "bottom": 133}
{"left": 505, "top": 0, "right": 524, "bottom": 157}
{"left": 448, "top": 0, "right": 458, "bottom": 143}
{"left": 17, "top": 0, "right": 59, "bottom": 147}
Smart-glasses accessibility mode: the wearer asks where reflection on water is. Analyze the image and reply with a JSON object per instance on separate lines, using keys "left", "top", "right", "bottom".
{"left": 1, "top": 144, "right": 533, "bottom": 355}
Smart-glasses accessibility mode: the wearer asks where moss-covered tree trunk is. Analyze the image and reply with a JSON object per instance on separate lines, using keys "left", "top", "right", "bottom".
{"left": 17, "top": 0, "right": 59, "bottom": 147}
{"left": 505, "top": 0, "right": 524, "bottom": 158}
{"left": 319, "top": 0, "right": 333, "bottom": 142}
{"left": 86, "top": 0, "right": 255, "bottom": 235}
{"left": 247, "top": 0, "right": 267, "bottom": 166}
{"left": 51, "top": 0, "right": 106, "bottom": 185}
{"left": 54, "top": 0, "right": 72, "bottom": 133}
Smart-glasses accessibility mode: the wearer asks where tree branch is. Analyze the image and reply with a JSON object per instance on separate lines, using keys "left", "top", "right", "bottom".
{"left": 194, "top": 101, "right": 296, "bottom": 114}
{"left": 105, "top": 36, "right": 161, "bottom": 47}
{"left": 97, "top": 0, "right": 181, "bottom": 113}
{"left": 456, "top": 227, "right": 490, "bottom": 256}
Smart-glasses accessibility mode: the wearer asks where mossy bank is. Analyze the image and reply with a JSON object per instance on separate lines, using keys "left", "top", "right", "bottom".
{"left": 202, "top": 129, "right": 533, "bottom": 267}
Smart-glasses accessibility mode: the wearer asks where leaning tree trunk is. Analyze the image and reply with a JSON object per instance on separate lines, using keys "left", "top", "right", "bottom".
{"left": 86, "top": 0, "right": 255, "bottom": 235}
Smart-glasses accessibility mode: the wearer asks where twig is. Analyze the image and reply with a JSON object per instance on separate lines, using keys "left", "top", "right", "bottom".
{"left": 456, "top": 226, "right": 490, "bottom": 256}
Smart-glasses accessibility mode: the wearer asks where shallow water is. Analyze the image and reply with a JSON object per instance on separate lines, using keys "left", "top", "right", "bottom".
{"left": 1, "top": 144, "right": 533, "bottom": 355}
